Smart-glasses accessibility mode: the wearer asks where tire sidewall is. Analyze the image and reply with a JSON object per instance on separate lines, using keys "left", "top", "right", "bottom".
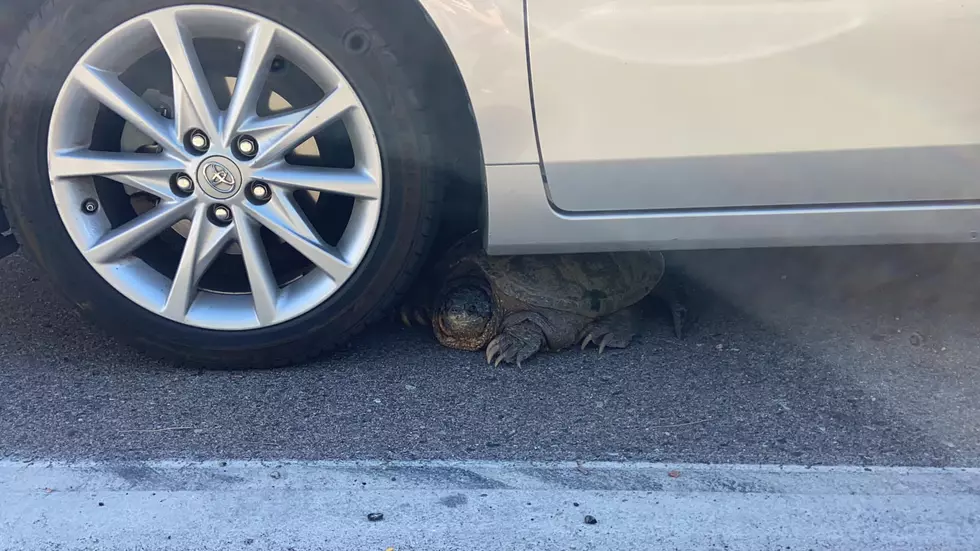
{"left": 0, "top": 0, "right": 437, "bottom": 364}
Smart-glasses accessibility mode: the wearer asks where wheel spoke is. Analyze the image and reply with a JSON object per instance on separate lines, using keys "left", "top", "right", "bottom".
{"left": 233, "top": 207, "right": 278, "bottom": 324}
{"left": 252, "top": 164, "right": 379, "bottom": 200}
{"left": 250, "top": 84, "right": 358, "bottom": 166}
{"left": 223, "top": 21, "right": 277, "bottom": 146}
{"left": 72, "top": 65, "right": 183, "bottom": 156}
{"left": 148, "top": 10, "right": 220, "bottom": 139}
{"left": 236, "top": 108, "right": 311, "bottom": 144}
{"left": 49, "top": 149, "right": 183, "bottom": 199}
{"left": 171, "top": 66, "right": 200, "bottom": 143}
{"left": 242, "top": 189, "right": 353, "bottom": 281}
{"left": 163, "top": 205, "right": 234, "bottom": 319}
{"left": 86, "top": 199, "right": 194, "bottom": 264}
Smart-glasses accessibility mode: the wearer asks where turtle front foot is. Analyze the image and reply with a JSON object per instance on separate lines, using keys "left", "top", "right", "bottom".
{"left": 579, "top": 308, "right": 639, "bottom": 354}
{"left": 485, "top": 322, "right": 545, "bottom": 368}
{"left": 398, "top": 301, "right": 430, "bottom": 328}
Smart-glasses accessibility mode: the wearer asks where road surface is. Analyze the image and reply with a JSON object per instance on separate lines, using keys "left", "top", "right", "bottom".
{"left": 1, "top": 244, "right": 979, "bottom": 549}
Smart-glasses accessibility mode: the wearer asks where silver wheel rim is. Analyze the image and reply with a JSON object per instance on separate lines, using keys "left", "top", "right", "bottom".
{"left": 47, "top": 5, "right": 383, "bottom": 330}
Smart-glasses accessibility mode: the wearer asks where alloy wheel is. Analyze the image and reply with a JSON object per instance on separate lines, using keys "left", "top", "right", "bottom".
{"left": 47, "top": 5, "right": 383, "bottom": 330}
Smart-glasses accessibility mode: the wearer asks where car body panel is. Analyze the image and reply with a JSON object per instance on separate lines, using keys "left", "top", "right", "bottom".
{"left": 484, "top": 164, "right": 980, "bottom": 254}
{"left": 526, "top": 0, "right": 980, "bottom": 212}
{"left": 416, "top": 0, "right": 538, "bottom": 165}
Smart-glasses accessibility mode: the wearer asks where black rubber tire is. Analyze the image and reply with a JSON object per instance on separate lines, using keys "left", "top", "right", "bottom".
{"left": 0, "top": 0, "right": 444, "bottom": 367}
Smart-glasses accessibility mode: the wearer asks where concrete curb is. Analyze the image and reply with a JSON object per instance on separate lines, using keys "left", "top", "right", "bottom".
{"left": 3, "top": 460, "right": 979, "bottom": 550}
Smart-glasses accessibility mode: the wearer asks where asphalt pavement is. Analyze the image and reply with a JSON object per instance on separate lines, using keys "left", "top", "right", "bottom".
{"left": 1, "top": 244, "right": 978, "bottom": 467}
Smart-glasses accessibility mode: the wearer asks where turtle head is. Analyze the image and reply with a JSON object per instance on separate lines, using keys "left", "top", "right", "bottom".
{"left": 432, "top": 276, "right": 499, "bottom": 351}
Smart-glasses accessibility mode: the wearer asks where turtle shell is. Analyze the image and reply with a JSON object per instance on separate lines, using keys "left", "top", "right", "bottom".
{"left": 481, "top": 251, "right": 666, "bottom": 317}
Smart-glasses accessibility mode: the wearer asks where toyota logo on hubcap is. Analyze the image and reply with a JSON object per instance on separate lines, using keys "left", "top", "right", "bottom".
{"left": 195, "top": 156, "right": 243, "bottom": 200}
{"left": 203, "top": 162, "right": 236, "bottom": 192}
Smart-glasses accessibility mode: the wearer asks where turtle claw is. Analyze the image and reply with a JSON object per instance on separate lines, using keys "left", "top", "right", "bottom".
{"left": 579, "top": 311, "right": 637, "bottom": 354}
{"left": 398, "top": 302, "right": 430, "bottom": 329}
{"left": 486, "top": 335, "right": 516, "bottom": 367}
{"left": 581, "top": 330, "right": 626, "bottom": 354}
{"left": 599, "top": 333, "right": 613, "bottom": 354}
{"left": 485, "top": 329, "right": 543, "bottom": 368}
{"left": 485, "top": 339, "right": 502, "bottom": 364}
{"left": 579, "top": 332, "right": 613, "bottom": 353}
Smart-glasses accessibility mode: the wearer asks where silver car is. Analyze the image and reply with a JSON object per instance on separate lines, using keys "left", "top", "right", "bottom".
{"left": 0, "top": 0, "right": 974, "bottom": 366}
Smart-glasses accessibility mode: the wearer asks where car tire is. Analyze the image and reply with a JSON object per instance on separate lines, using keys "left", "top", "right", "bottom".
{"left": 0, "top": 0, "right": 445, "bottom": 367}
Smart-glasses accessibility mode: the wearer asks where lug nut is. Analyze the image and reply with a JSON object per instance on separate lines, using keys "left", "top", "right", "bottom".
{"left": 249, "top": 182, "right": 270, "bottom": 202}
{"left": 210, "top": 205, "right": 232, "bottom": 224}
{"left": 236, "top": 135, "right": 257, "bottom": 157}
{"left": 174, "top": 174, "right": 194, "bottom": 194}
{"left": 188, "top": 130, "right": 209, "bottom": 152}
{"left": 81, "top": 198, "right": 98, "bottom": 214}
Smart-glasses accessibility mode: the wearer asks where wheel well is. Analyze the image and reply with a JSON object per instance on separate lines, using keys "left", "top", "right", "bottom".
{"left": 0, "top": 0, "right": 487, "bottom": 253}
{"left": 352, "top": 0, "right": 486, "bottom": 248}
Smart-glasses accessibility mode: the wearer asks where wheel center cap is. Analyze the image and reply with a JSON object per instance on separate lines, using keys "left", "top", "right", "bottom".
{"left": 196, "top": 156, "right": 243, "bottom": 200}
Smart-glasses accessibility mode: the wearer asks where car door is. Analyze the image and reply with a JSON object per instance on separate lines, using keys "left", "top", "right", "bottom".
{"left": 527, "top": 0, "right": 980, "bottom": 212}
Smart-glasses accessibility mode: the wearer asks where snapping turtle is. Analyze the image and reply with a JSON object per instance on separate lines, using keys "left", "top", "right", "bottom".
{"left": 402, "top": 233, "right": 687, "bottom": 366}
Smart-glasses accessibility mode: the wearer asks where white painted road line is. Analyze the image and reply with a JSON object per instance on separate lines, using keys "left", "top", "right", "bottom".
{"left": 2, "top": 460, "right": 979, "bottom": 550}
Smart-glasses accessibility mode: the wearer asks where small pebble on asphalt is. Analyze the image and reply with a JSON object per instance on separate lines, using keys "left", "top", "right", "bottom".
{"left": 584, "top": 515, "right": 598, "bottom": 525}
{"left": 368, "top": 512, "right": 384, "bottom": 522}
{"left": 270, "top": 471, "right": 281, "bottom": 479}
